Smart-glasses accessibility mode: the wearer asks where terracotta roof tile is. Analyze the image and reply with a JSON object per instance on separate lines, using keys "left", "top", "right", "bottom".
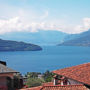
{"left": 20, "top": 86, "right": 42, "bottom": 90}
{"left": 21, "top": 85, "right": 89, "bottom": 90}
{"left": 42, "top": 82, "right": 53, "bottom": 86}
{"left": 52, "top": 63, "right": 90, "bottom": 85}
{"left": 41, "top": 85, "right": 88, "bottom": 90}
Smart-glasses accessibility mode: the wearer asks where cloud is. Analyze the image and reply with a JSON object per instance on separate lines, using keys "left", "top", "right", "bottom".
{"left": 73, "top": 18, "right": 90, "bottom": 34}
{"left": 58, "top": 17, "right": 90, "bottom": 34}
{"left": 83, "top": 18, "right": 90, "bottom": 29}
{"left": 0, "top": 6, "right": 90, "bottom": 35}
{"left": 0, "top": 0, "right": 90, "bottom": 34}
{"left": 0, "top": 16, "right": 62, "bottom": 34}
{"left": 0, "top": 17, "right": 20, "bottom": 34}
{"left": 0, "top": 17, "right": 34, "bottom": 34}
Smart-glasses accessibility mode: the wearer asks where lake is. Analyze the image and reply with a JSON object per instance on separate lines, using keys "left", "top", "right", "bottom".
{"left": 0, "top": 46, "right": 90, "bottom": 74}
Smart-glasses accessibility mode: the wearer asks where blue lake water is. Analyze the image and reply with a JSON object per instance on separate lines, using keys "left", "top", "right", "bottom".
{"left": 0, "top": 46, "right": 90, "bottom": 74}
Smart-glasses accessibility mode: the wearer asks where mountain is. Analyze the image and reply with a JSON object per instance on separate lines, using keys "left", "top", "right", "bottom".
{"left": 63, "top": 30, "right": 90, "bottom": 41}
{"left": 59, "top": 30, "right": 90, "bottom": 47}
{"left": 0, "top": 30, "right": 68, "bottom": 46}
{"left": 0, "top": 39, "right": 42, "bottom": 51}
{"left": 1, "top": 29, "right": 90, "bottom": 47}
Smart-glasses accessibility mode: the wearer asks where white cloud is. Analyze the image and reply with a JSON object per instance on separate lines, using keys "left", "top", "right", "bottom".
{"left": 0, "top": 5, "right": 90, "bottom": 35}
{"left": 83, "top": 18, "right": 90, "bottom": 29}
{"left": 0, "top": 1, "right": 90, "bottom": 34}
{"left": 0, "top": 16, "right": 62, "bottom": 34}
{"left": 72, "top": 18, "right": 90, "bottom": 34}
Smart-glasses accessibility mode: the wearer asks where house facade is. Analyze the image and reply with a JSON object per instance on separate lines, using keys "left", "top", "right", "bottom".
{"left": 0, "top": 61, "right": 23, "bottom": 90}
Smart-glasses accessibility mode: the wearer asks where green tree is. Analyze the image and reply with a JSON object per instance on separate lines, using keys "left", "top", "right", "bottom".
{"left": 26, "top": 78, "right": 45, "bottom": 87}
{"left": 25, "top": 70, "right": 54, "bottom": 87}
{"left": 43, "top": 70, "right": 54, "bottom": 82}
{"left": 26, "top": 72, "right": 41, "bottom": 78}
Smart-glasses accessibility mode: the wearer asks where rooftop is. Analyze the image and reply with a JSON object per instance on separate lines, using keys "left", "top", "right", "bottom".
{"left": 21, "top": 85, "right": 88, "bottom": 90}
{"left": 0, "top": 63, "right": 18, "bottom": 74}
{"left": 41, "top": 85, "right": 88, "bottom": 90}
{"left": 52, "top": 63, "right": 90, "bottom": 85}
{"left": 21, "top": 86, "right": 42, "bottom": 90}
{"left": 42, "top": 82, "right": 53, "bottom": 86}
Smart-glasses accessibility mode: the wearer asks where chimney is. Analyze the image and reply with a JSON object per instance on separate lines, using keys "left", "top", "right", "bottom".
{"left": 0, "top": 61, "right": 7, "bottom": 66}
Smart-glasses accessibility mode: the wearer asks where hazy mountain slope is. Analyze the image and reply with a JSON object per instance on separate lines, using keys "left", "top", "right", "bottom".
{"left": 63, "top": 30, "right": 90, "bottom": 42}
{"left": 1, "top": 29, "right": 90, "bottom": 46}
{"left": 0, "top": 30, "right": 68, "bottom": 46}
{"left": 59, "top": 30, "right": 90, "bottom": 46}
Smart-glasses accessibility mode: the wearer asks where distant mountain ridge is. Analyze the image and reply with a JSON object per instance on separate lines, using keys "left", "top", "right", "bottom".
{"left": 59, "top": 30, "right": 90, "bottom": 47}
{"left": 0, "top": 29, "right": 90, "bottom": 47}
{"left": 0, "top": 30, "right": 68, "bottom": 46}
{"left": 63, "top": 30, "right": 90, "bottom": 41}
{"left": 0, "top": 39, "right": 42, "bottom": 51}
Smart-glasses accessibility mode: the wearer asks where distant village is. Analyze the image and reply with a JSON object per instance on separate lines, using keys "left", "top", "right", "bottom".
{"left": 0, "top": 60, "right": 90, "bottom": 90}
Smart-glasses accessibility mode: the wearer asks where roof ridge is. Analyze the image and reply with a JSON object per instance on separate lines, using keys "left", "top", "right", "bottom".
{"left": 40, "top": 84, "right": 86, "bottom": 90}
{"left": 52, "top": 62, "right": 90, "bottom": 85}
{"left": 43, "top": 84, "right": 83, "bottom": 87}
{"left": 0, "top": 63, "right": 18, "bottom": 73}
{"left": 52, "top": 62, "right": 90, "bottom": 72}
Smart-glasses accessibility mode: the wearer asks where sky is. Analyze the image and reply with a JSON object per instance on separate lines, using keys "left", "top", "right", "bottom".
{"left": 0, "top": 0, "right": 90, "bottom": 34}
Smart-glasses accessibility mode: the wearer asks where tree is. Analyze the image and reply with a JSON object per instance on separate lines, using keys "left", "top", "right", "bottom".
{"left": 26, "top": 72, "right": 41, "bottom": 78}
{"left": 25, "top": 70, "right": 54, "bottom": 87}
{"left": 26, "top": 78, "right": 45, "bottom": 87}
{"left": 43, "top": 70, "right": 54, "bottom": 82}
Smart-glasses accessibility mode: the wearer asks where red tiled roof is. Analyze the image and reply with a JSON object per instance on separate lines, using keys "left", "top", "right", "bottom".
{"left": 20, "top": 86, "right": 42, "bottom": 90}
{"left": 41, "top": 85, "right": 88, "bottom": 90}
{"left": 20, "top": 85, "right": 88, "bottom": 90}
{"left": 52, "top": 63, "right": 90, "bottom": 85}
{"left": 42, "top": 82, "right": 53, "bottom": 86}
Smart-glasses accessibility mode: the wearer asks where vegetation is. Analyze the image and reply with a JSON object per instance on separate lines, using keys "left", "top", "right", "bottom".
{"left": 26, "top": 72, "right": 41, "bottom": 78}
{"left": 25, "top": 70, "right": 54, "bottom": 88}
{"left": 43, "top": 70, "right": 54, "bottom": 82}
{"left": 0, "top": 39, "right": 42, "bottom": 51}
{"left": 26, "top": 78, "right": 45, "bottom": 87}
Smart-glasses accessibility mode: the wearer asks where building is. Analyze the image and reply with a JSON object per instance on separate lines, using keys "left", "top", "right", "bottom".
{"left": 0, "top": 61, "right": 23, "bottom": 90}
{"left": 52, "top": 63, "right": 90, "bottom": 87}
{"left": 41, "top": 62, "right": 90, "bottom": 90}
{"left": 21, "top": 63, "right": 90, "bottom": 90}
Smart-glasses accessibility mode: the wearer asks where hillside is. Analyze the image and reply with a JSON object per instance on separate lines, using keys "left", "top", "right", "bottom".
{"left": 63, "top": 30, "right": 90, "bottom": 41}
{"left": 0, "top": 39, "right": 42, "bottom": 51}
{"left": 59, "top": 30, "right": 90, "bottom": 47}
